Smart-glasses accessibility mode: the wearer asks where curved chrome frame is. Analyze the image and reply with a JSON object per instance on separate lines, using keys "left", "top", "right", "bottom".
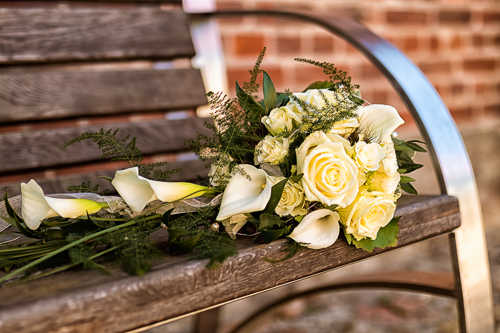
{"left": 190, "top": 9, "right": 494, "bottom": 333}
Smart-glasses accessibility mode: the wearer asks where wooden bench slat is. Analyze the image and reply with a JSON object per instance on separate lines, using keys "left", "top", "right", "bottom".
{"left": 0, "top": 7, "right": 194, "bottom": 64}
{"left": 0, "top": 158, "right": 208, "bottom": 197}
{"left": 0, "top": 195, "right": 460, "bottom": 333}
{"left": 0, "top": 68, "right": 207, "bottom": 123}
{"left": 0, "top": 118, "right": 211, "bottom": 173}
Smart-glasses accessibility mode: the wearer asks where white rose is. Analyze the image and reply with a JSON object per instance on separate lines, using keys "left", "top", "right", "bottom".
{"left": 296, "top": 131, "right": 359, "bottom": 208}
{"left": 289, "top": 209, "right": 340, "bottom": 249}
{"left": 355, "top": 141, "right": 385, "bottom": 172}
{"left": 371, "top": 172, "right": 401, "bottom": 195}
{"left": 328, "top": 118, "right": 359, "bottom": 136}
{"left": 380, "top": 141, "right": 399, "bottom": 176}
{"left": 338, "top": 190, "right": 397, "bottom": 241}
{"left": 261, "top": 106, "right": 301, "bottom": 135}
{"left": 292, "top": 89, "right": 338, "bottom": 111}
{"left": 254, "top": 135, "right": 290, "bottom": 165}
{"left": 274, "top": 177, "right": 307, "bottom": 217}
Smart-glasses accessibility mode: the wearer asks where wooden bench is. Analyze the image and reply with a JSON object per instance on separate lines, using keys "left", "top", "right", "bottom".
{"left": 0, "top": 2, "right": 494, "bottom": 333}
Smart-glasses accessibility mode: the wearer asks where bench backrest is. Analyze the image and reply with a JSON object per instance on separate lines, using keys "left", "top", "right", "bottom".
{"left": 0, "top": 1, "right": 210, "bottom": 196}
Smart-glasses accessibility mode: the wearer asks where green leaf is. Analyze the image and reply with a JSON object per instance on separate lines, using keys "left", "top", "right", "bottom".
{"left": 302, "top": 81, "right": 334, "bottom": 91}
{"left": 0, "top": 215, "right": 16, "bottom": 226}
{"left": 263, "top": 71, "right": 277, "bottom": 112}
{"left": 44, "top": 229, "right": 70, "bottom": 241}
{"left": 61, "top": 221, "right": 99, "bottom": 236}
{"left": 170, "top": 232, "right": 202, "bottom": 255}
{"left": 276, "top": 93, "right": 290, "bottom": 107}
{"left": 294, "top": 215, "right": 304, "bottom": 223}
{"left": 404, "top": 142, "right": 427, "bottom": 153}
{"left": 236, "top": 81, "right": 266, "bottom": 120}
{"left": 398, "top": 162, "right": 423, "bottom": 173}
{"left": 261, "top": 226, "right": 290, "bottom": 243}
{"left": 121, "top": 259, "right": 151, "bottom": 276}
{"left": 262, "top": 178, "right": 288, "bottom": 215}
{"left": 350, "top": 216, "right": 401, "bottom": 252}
{"left": 344, "top": 231, "right": 353, "bottom": 245}
{"left": 401, "top": 182, "right": 418, "bottom": 195}
{"left": 258, "top": 213, "right": 283, "bottom": 231}
{"left": 289, "top": 173, "right": 304, "bottom": 183}
{"left": 324, "top": 204, "right": 339, "bottom": 212}
{"left": 167, "top": 228, "right": 189, "bottom": 241}
{"left": 400, "top": 176, "right": 415, "bottom": 184}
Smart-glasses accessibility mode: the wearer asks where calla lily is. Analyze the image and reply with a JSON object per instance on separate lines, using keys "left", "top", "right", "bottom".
{"left": 289, "top": 209, "right": 340, "bottom": 249}
{"left": 358, "top": 104, "right": 405, "bottom": 142}
{"left": 216, "top": 164, "right": 274, "bottom": 221}
{"left": 21, "top": 180, "right": 105, "bottom": 230}
{"left": 111, "top": 167, "right": 208, "bottom": 213}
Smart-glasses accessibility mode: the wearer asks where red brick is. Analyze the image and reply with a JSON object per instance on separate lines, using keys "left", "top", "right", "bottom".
{"left": 451, "top": 84, "right": 463, "bottom": 95}
{"left": 361, "top": 63, "right": 382, "bottom": 78}
{"left": 482, "top": 12, "right": 500, "bottom": 24}
{"left": 372, "top": 90, "right": 390, "bottom": 104}
{"left": 296, "top": 65, "right": 329, "bottom": 87}
{"left": 404, "top": 37, "right": 419, "bottom": 52}
{"left": 313, "top": 36, "right": 334, "bottom": 53}
{"left": 485, "top": 103, "right": 500, "bottom": 115}
{"left": 463, "top": 59, "right": 496, "bottom": 71}
{"left": 451, "top": 35, "right": 463, "bottom": 49}
{"left": 475, "top": 83, "right": 489, "bottom": 95}
{"left": 438, "top": 10, "right": 471, "bottom": 24}
{"left": 386, "top": 11, "right": 427, "bottom": 25}
{"left": 430, "top": 36, "right": 440, "bottom": 51}
{"left": 216, "top": 2, "right": 243, "bottom": 10}
{"left": 448, "top": 106, "right": 472, "bottom": 122}
{"left": 473, "top": 35, "right": 485, "bottom": 47}
{"left": 495, "top": 36, "right": 500, "bottom": 47}
{"left": 278, "top": 36, "right": 301, "bottom": 55}
{"left": 419, "top": 61, "right": 452, "bottom": 74}
{"left": 234, "top": 34, "right": 265, "bottom": 56}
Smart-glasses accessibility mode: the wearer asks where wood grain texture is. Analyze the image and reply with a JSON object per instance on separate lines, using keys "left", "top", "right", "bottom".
{"left": 0, "top": 68, "right": 207, "bottom": 123}
{"left": 0, "top": 7, "right": 193, "bottom": 64}
{"left": 0, "top": 117, "right": 212, "bottom": 173}
{"left": 0, "top": 158, "right": 208, "bottom": 197}
{"left": 0, "top": 195, "right": 460, "bottom": 333}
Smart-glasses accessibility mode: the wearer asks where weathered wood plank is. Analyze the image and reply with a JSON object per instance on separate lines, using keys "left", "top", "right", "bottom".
{"left": 0, "top": 158, "right": 208, "bottom": 197}
{"left": 0, "top": 195, "right": 460, "bottom": 333}
{"left": 0, "top": 7, "right": 193, "bottom": 64}
{"left": 0, "top": 118, "right": 212, "bottom": 173}
{"left": 0, "top": 68, "right": 207, "bottom": 123}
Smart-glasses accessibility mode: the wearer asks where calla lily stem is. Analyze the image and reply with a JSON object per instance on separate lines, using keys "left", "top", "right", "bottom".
{"left": 0, "top": 215, "right": 160, "bottom": 284}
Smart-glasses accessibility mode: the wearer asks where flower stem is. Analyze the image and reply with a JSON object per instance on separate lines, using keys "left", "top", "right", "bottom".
{"left": 0, "top": 215, "right": 159, "bottom": 284}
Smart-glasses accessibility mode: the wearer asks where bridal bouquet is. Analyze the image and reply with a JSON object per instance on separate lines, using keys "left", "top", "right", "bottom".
{"left": 0, "top": 50, "right": 425, "bottom": 284}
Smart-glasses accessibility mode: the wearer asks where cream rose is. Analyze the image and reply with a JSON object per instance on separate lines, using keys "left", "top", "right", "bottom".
{"left": 222, "top": 213, "right": 247, "bottom": 239}
{"left": 289, "top": 209, "right": 340, "bottom": 249}
{"left": 296, "top": 131, "right": 359, "bottom": 208}
{"left": 274, "top": 177, "right": 307, "bottom": 217}
{"left": 328, "top": 118, "right": 359, "bottom": 136}
{"left": 261, "top": 106, "right": 301, "bottom": 135}
{"left": 355, "top": 141, "right": 385, "bottom": 172}
{"left": 338, "top": 190, "right": 397, "bottom": 241}
{"left": 370, "top": 172, "right": 401, "bottom": 195}
{"left": 380, "top": 141, "right": 399, "bottom": 176}
{"left": 254, "top": 135, "right": 290, "bottom": 165}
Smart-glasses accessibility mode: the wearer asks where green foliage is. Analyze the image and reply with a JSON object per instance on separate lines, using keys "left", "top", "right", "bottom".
{"left": 242, "top": 47, "right": 266, "bottom": 97}
{"left": 263, "top": 71, "right": 277, "bottom": 112}
{"left": 345, "top": 216, "right": 401, "bottom": 252}
{"left": 64, "top": 129, "right": 179, "bottom": 193}
{"left": 262, "top": 178, "right": 288, "bottom": 215}
{"left": 67, "top": 181, "right": 102, "bottom": 194}
{"left": 393, "top": 137, "right": 427, "bottom": 194}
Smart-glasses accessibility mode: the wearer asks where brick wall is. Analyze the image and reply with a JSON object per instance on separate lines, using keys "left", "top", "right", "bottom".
{"left": 216, "top": 0, "right": 500, "bottom": 130}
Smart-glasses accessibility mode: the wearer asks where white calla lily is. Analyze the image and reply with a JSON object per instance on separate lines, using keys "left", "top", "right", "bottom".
{"left": 216, "top": 164, "right": 274, "bottom": 221}
{"left": 358, "top": 104, "right": 405, "bottom": 142}
{"left": 289, "top": 209, "right": 340, "bottom": 249}
{"left": 21, "top": 180, "right": 104, "bottom": 230}
{"left": 112, "top": 167, "right": 208, "bottom": 213}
